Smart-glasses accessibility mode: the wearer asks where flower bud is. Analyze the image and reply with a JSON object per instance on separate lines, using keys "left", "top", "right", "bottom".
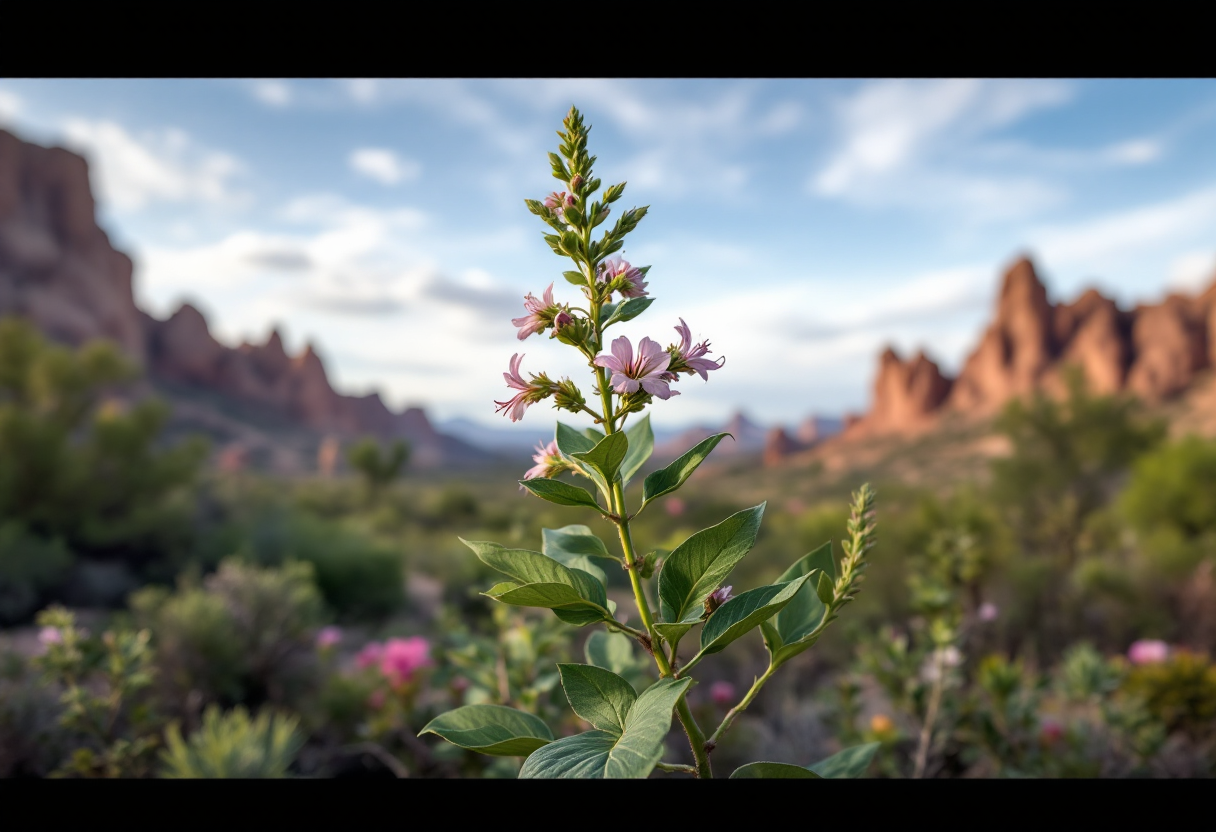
{"left": 553, "top": 378, "right": 587, "bottom": 414}
{"left": 569, "top": 174, "right": 584, "bottom": 192}
{"left": 704, "top": 585, "right": 733, "bottom": 616}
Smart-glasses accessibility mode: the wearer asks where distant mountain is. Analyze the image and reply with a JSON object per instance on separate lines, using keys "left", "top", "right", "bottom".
{"left": 0, "top": 128, "right": 489, "bottom": 473}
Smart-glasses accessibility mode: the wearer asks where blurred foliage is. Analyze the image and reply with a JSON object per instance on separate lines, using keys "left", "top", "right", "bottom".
{"left": 160, "top": 704, "right": 303, "bottom": 778}
{"left": 1120, "top": 436, "right": 1216, "bottom": 576}
{"left": 347, "top": 438, "right": 409, "bottom": 504}
{"left": 1122, "top": 651, "right": 1216, "bottom": 739}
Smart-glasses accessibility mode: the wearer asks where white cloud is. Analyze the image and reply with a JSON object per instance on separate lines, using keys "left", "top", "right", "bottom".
{"left": 0, "top": 89, "right": 21, "bottom": 122}
{"left": 1102, "top": 138, "right": 1162, "bottom": 165}
{"left": 251, "top": 80, "right": 292, "bottom": 107}
{"left": 1168, "top": 250, "right": 1216, "bottom": 292}
{"left": 811, "top": 79, "right": 1074, "bottom": 221}
{"left": 60, "top": 118, "right": 248, "bottom": 212}
{"left": 349, "top": 147, "right": 420, "bottom": 186}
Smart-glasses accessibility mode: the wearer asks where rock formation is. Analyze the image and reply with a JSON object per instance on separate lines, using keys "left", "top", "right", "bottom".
{"left": 850, "top": 255, "right": 1216, "bottom": 437}
{"left": 0, "top": 128, "right": 485, "bottom": 469}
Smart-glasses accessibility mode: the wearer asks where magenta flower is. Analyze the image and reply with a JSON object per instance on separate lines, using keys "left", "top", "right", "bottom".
{"left": 1128, "top": 639, "right": 1169, "bottom": 665}
{"left": 512, "top": 283, "right": 557, "bottom": 341}
{"left": 494, "top": 354, "right": 554, "bottom": 422}
{"left": 1039, "top": 719, "right": 1064, "bottom": 745}
{"left": 522, "top": 438, "right": 563, "bottom": 484}
{"left": 596, "top": 258, "right": 648, "bottom": 299}
{"left": 668, "top": 318, "right": 724, "bottom": 381}
{"left": 544, "top": 191, "right": 575, "bottom": 221}
{"left": 593, "top": 336, "right": 678, "bottom": 400}
{"left": 380, "top": 637, "right": 432, "bottom": 686}
{"left": 355, "top": 641, "right": 384, "bottom": 670}
{"left": 38, "top": 626, "right": 62, "bottom": 646}
{"left": 978, "top": 602, "right": 998, "bottom": 622}
{"left": 705, "top": 585, "right": 733, "bottom": 615}
{"left": 316, "top": 625, "right": 343, "bottom": 650}
{"left": 710, "top": 681, "right": 736, "bottom": 707}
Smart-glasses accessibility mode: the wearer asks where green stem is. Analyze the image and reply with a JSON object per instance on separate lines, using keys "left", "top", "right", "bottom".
{"left": 676, "top": 697, "right": 713, "bottom": 778}
{"left": 707, "top": 663, "right": 777, "bottom": 747}
{"left": 655, "top": 761, "right": 697, "bottom": 774}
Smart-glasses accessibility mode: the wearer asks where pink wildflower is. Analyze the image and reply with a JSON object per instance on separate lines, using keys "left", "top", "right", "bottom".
{"left": 596, "top": 258, "right": 648, "bottom": 299}
{"left": 522, "top": 438, "right": 564, "bottom": 485}
{"left": 316, "top": 626, "right": 342, "bottom": 650}
{"left": 1039, "top": 719, "right": 1064, "bottom": 745}
{"left": 494, "top": 354, "right": 553, "bottom": 422}
{"left": 380, "top": 637, "right": 432, "bottom": 686}
{"left": 667, "top": 318, "right": 724, "bottom": 381}
{"left": 512, "top": 283, "right": 557, "bottom": 341}
{"left": 38, "top": 627, "right": 62, "bottom": 646}
{"left": 544, "top": 191, "right": 575, "bottom": 221}
{"left": 710, "top": 681, "right": 736, "bottom": 707}
{"left": 355, "top": 641, "right": 384, "bottom": 670}
{"left": 593, "top": 336, "right": 677, "bottom": 400}
{"left": 666, "top": 497, "right": 686, "bottom": 517}
{"left": 1128, "top": 639, "right": 1169, "bottom": 665}
{"left": 978, "top": 602, "right": 998, "bottom": 622}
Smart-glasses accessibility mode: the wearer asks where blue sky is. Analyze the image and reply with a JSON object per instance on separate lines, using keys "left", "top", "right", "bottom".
{"left": 1, "top": 79, "right": 1214, "bottom": 432}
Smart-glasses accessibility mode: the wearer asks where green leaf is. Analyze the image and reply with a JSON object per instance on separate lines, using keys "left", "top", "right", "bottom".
{"left": 696, "top": 574, "right": 813, "bottom": 657}
{"left": 585, "top": 631, "right": 635, "bottom": 675}
{"left": 638, "top": 550, "right": 660, "bottom": 580}
{"left": 657, "top": 504, "right": 766, "bottom": 632}
{"left": 558, "top": 664, "right": 637, "bottom": 734}
{"left": 598, "top": 302, "right": 619, "bottom": 326}
{"left": 555, "top": 422, "right": 610, "bottom": 496}
{"left": 582, "top": 426, "right": 606, "bottom": 443}
{"left": 729, "top": 761, "right": 822, "bottom": 779}
{"left": 620, "top": 414, "right": 654, "bottom": 487}
{"left": 419, "top": 704, "right": 553, "bottom": 757}
{"left": 771, "top": 543, "right": 833, "bottom": 642}
{"left": 572, "top": 431, "right": 628, "bottom": 486}
{"left": 654, "top": 621, "right": 695, "bottom": 646}
{"left": 641, "top": 433, "right": 731, "bottom": 509}
{"left": 519, "top": 477, "right": 602, "bottom": 511}
{"left": 562, "top": 270, "right": 586, "bottom": 286}
{"left": 602, "top": 297, "right": 654, "bottom": 328}
{"left": 519, "top": 677, "right": 691, "bottom": 779}
{"left": 464, "top": 540, "right": 610, "bottom": 622}
{"left": 544, "top": 525, "right": 613, "bottom": 561}
{"left": 810, "top": 742, "right": 880, "bottom": 778}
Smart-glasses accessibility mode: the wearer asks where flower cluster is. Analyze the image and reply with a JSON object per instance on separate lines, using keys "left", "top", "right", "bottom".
{"left": 356, "top": 636, "right": 432, "bottom": 688}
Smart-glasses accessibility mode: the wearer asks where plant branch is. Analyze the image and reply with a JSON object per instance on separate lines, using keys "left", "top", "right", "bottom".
{"left": 707, "top": 662, "right": 777, "bottom": 747}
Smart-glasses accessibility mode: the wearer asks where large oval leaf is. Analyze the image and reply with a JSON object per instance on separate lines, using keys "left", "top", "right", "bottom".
{"left": 730, "top": 761, "right": 821, "bottom": 779}
{"left": 519, "top": 677, "right": 691, "bottom": 779}
{"left": 640, "top": 433, "right": 730, "bottom": 509}
{"left": 558, "top": 664, "right": 637, "bottom": 735}
{"left": 810, "top": 742, "right": 880, "bottom": 778}
{"left": 419, "top": 704, "right": 553, "bottom": 757}
{"left": 657, "top": 504, "right": 766, "bottom": 632}
{"left": 696, "top": 573, "right": 813, "bottom": 658}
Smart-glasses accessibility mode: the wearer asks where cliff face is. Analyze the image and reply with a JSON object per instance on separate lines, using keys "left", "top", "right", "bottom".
{"left": 851, "top": 256, "right": 1216, "bottom": 437}
{"left": 0, "top": 128, "right": 485, "bottom": 469}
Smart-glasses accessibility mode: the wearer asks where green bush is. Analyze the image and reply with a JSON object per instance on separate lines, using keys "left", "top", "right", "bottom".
{"left": 160, "top": 704, "right": 303, "bottom": 778}
{"left": 1119, "top": 436, "right": 1216, "bottom": 576}
{"left": 0, "top": 521, "right": 72, "bottom": 625}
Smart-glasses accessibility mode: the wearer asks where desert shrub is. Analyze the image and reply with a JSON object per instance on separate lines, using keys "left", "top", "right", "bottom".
{"left": 0, "top": 647, "right": 63, "bottom": 777}
{"left": 347, "top": 437, "right": 409, "bottom": 504}
{"left": 160, "top": 704, "right": 303, "bottom": 778}
{"left": 0, "top": 319, "right": 207, "bottom": 607}
{"left": 1122, "top": 650, "right": 1216, "bottom": 740}
{"left": 132, "top": 559, "right": 325, "bottom": 720}
{"left": 1119, "top": 436, "right": 1216, "bottom": 576}
{"left": 0, "top": 521, "right": 72, "bottom": 625}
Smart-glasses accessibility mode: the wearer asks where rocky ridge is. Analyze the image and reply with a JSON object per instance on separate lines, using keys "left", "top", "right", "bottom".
{"left": 0, "top": 128, "right": 485, "bottom": 471}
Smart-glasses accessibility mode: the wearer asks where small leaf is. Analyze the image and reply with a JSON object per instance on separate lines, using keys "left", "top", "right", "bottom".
{"left": 558, "top": 664, "right": 637, "bottom": 735}
{"left": 519, "top": 478, "right": 602, "bottom": 511}
{"left": 816, "top": 571, "right": 834, "bottom": 605}
{"left": 572, "top": 431, "right": 628, "bottom": 486}
{"left": 543, "top": 525, "right": 613, "bottom": 560}
{"left": 601, "top": 296, "right": 654, "bottom": 328}
{"left": 555, "top": 422, "right": 610, "bottom": 496}
{"left": 657, "top": 504, "right": 766, "bottom": 631}
{"left": 770, "top": 542, "right": 834, "bottom": 646}
{"left": 519, "top": 677, "right": 691, "bottom": 779}
{"left": 585, "top": 631, "right": 635, "bottom": 675}
{"left": 420, "top": 705, "right": 553, "bottom": 757}
{"left": 562, "top": 270, "right": 586, "bottom": 286}
{"left": 810, "top": 742, "right": 880, "bottom": 778}
{"left": 654, "top": 621, "right": 695, "bottom": 646}
{"left": 638, "top": 550, "right": 660, "bottom": 580}
{"left": 620, "top": 414, "right": 654, "bottom": 487}
{"left": 729, "top": 761, "right": 822, "bottom": 779}
{"left": 582, "top": 427, "right": 606, "bottom": 443}
{"left": 696, "top": 574, "right": 813, "bottom": 657}
{"left": 641, "top": 433, "right": 731, "bottom": 509}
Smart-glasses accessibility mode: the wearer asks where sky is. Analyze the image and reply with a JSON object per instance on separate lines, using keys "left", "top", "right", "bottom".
{"left": 1, "top": 78, "right": 1214, "bottom": 433}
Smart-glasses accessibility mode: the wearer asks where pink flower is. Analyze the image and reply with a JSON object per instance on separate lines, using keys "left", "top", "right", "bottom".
{"left": 1128, "top": 639, "right": 1169, "bottom": 665}
{"left": 667, "top": 319, "right": 724, "bottom": 381}
{"left": 451, "top": 676, "right": 470, "bottom": 693}
{"left": 380, "top": 636, "right": 432, "bottom": 686}
{"left": 544, "top": 191, "right": 575, "bottom": 221}
{"left": 512, "top": 283, "right": 557, "bottom": 341}
{"left": 522, "top": 438, "right": 564, "bottom": 485}
{"left": 593, "top": 336, "right": 677, "bottom": 400}
{"left": 355, "top": 641, "right": 384, "bottom": 670}
{"left": 494, "top": 354, "right": 554, "bottom": 422}
{"left": 316, "top": 626, "right": 342, "bottom": 650}
{"left": 38, "top": 627, "right": 62, "bottom": 646}
{"left": 666, "top": 497, "right": 686, "bottom": 517}
{"left": 978, "top": 602, "right": 998, "bottom": 622}
{"left": 704, "top": 585, "right": 733, "bottom": 615}
{"left": 596, "top": 258, "right": 648, "bottom": 299}
{"left": 710, "top": 681, "right": 736, "bottom": 707}
{"left": 1039, "top": 719, "right": 1064, "bottom": 745}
